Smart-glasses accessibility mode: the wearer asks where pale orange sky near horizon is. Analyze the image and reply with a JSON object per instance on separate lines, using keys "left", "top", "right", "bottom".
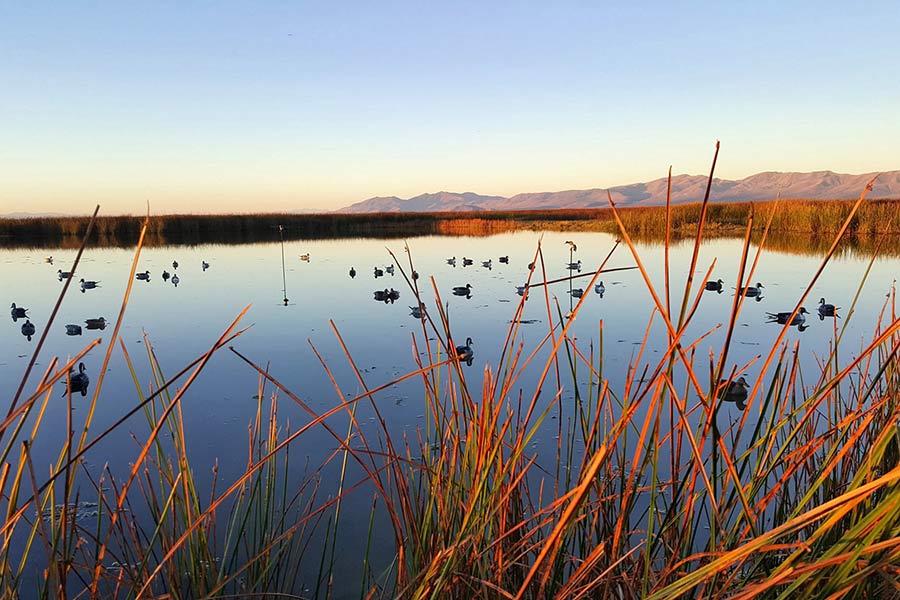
{"left": 3, "top": 2, "right": 898, "bottom": 216}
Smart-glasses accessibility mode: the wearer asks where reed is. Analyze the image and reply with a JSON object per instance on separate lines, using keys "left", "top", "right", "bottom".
{"left": 3, "top": 168, "right": 900, "bottom": 598}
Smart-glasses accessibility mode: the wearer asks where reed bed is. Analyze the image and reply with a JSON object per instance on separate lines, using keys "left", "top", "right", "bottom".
{"left": 3, "top": 165, "right": 900, "bottom": 598}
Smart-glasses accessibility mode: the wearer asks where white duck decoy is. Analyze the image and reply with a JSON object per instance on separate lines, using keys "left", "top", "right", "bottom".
{"left": 595, "top": 281, "right": 605, "bottom": 296}
{"left": 566, "top": 260, "right": 582, "bottom": 271}
{"left": 452, "top": 284, "right": 472, "bottom": 296}
{"left": 11, "top": 302, "right": 28, "bottom": 320}
{"left": 57, "top": 269, "right": 71, "bottom": 280}
{"left": 455, "top": 337, "right": 474, "bottom": 362}
{"left": 717, "top": 376, "right": 750, "bottom": 410}
{"left": 64, "top": 362, "right": 90, "bottom": 397}
{"left": 299, "top": 254, "right": 310, "bottom": 262}
{"left": 705, "top": 279, "right": 724, "bottom": 293}
{"left": 79, "top": 278, "right": 100, "bottom": 291}
{"left": 818, "top": 297, "right": 839, "bottom": 319}
{"left": 136, "top": 271, "right": 151, "bottom": 281}
{"left": 766, "top": 307, "right": 808, "bottom": 326}
{"left": 201, "top": 260, "right": 210, "bottom": 271}
{"left": 84, "top": 317, "right": 107, "bottom": 330}
{"left": 739, "top": 282, "right": 764, "bottom": 297}
{"left": 349, "top": 267, "right": 356, "bottom": 278}
{"left": 65, "top": 324, "right": 82, "bottom": 336}
{"left": 21, "top": 319, "right": 36, "bottom": 341}
{"left": 171, "top": 273, "right": 180, "bottom": 286}
{"left": 570, "top": 288, "right": 584, "bottom": 298}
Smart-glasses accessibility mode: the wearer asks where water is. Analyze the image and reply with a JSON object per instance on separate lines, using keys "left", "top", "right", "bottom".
{"left": 1, "top": 230, "right": 897, "bottom": 594}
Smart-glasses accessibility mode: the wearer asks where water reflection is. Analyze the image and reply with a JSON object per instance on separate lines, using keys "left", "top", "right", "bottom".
{"left": 21, "top": 319, "right": 35, "bottom": 341}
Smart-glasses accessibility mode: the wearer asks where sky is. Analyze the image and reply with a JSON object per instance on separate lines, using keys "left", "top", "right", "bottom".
{"left": 2, "top": 1, "right": 899, "bottom": 215}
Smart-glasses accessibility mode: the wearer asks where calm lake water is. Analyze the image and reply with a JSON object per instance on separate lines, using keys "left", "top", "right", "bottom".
{"left": 2, "top": 230, "right": 897, "bottom": 593}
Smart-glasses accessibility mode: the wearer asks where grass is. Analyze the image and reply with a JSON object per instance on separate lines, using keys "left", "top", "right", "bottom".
{"left": 3, "top": 161, "right": 900, "bottom": 598}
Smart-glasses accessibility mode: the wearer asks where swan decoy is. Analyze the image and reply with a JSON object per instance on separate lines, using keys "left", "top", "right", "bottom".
{"left": 299, "top": 254, "right": 310, "bottom": 262}
{"left": 162, "top": 270, "right": 171, "bottom": 281}
{"left": 818, "top": 297, "right": 840, "bottom": 319}
{"left": 717, "top": 376, "right": 749, "bottom": 410}
{"left": 446, "top": 256, "right": 456, "bottom": 266}
{"left": 136, "top": 271, "right": 151, "bottom": 281}
{"left": 455, "top": 337, "right": 474, "bottom": 363}
{"left": 172, "top": 260, "right": 179, "bottom": 269}
{"left": 171, "top": 273, "right": 180, "bottom": 287}
{"left": 570, "top": 288, "right": 584, "bottom": 298}
{"left": 201, "top": 261, "right": 210, "bottom": 271}
{"left": 349, "top": 267, "right": 356, "bottom": 278}
{"left": 57, "top": 269, "right": 71, "bottom": 280}
{"left": 385, "top": 264, "right": 395, "bottom": 275}
{"left": 65, "top": 324, "right": 82, "bottom": 336}
{"left": 481, "top": 259, "right": 492, "bottom": 269}
{"left": 79, "top": 278, "right": 100, "bottom": 291}
{"left": 452, "top": 284, "right": 472, "bottom": 296}
{"left": 705, "top": 279, "right": 724, "bottom": 293}
{"left": 63, "top": 362, "right": 90, "bottom": 397}
{"left": 499, "top": 256, "right": 509, "bottom": 264}
{"left": 374, "top": 267, "right": 384, "bottom": 277}
{"left": 21, "top": 319, "right": 36, "bottom": 341}
{"left": 739, "top": 282, "right": 764, "bottom": 297}
{"left": 11, "top": 303, "right": 28, "bottom": 320}
{"left": 566, "top": 260, "right": 582, "bottom": 271}
{"left": 84, "top": 317, "right": 107, "bottom": 330}
{"left": 766, "top": 307, "right": 808, "bottom": 326}
{"left": 595, "top": 281, "right": 605, "bottom": 296}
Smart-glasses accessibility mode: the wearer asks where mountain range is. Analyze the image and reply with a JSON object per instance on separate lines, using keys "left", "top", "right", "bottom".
{"left": 340, "top": 170, "right": 900, "bottom": 213}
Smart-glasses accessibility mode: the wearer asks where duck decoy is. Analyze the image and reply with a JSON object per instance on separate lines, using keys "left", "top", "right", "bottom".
{"left": 65, "top": 324, "right": 82, "bottom": 336}
{"left": 136, "top": 271, "right": 151, "bottom": 281}
{"left": 499, "top": 256, "right": 509, "bottom": 264}
{"left": 446, "top": 256, "right": 456, "bottom": 266}
{"left": 374, "top": 267, "right": 384, "bottom": 277}
{"left": 409, "top": 303, "right": 426, "bottom": 319}
{"left": 412, "top": 270, "right": 419, "bottom": 281}
{"left": 595, "top": 281, "right": 605, "bottom": 296}
{"left": 349, "top": 267, "right": 356, "bottom": 279}
{"left": 565, "top": 240, "right": 578, "bottom": 252}
{"left": 717, "top": 376, "right": 749, "bottom": 410}
{"left": 516, "top": 284, "right": 528, "bottom": 297}
{"left": 566, "top": 260, "right": 582, "bottom": 271}
{"left": 201, "top": 261, "right": 210, "bottom": 271}
{"left": 385, "top": 264, "right": 395, "bottom": 275}
{"left": 705, "top": 279, "right": 724, "bottom": 293}
{"left": 44, "top": 256, "right": 54, "bottom": 264}
{"left": 452, "top": 284, "right": 472, "bottom": 296}
{"left": 462, "top": 257, "right": 473, "bottom": 266}
{"left": 739, "top": 282, "right": 764, "bottom": 297}
{"left": 162, "top": 270, "right": 171, "bottom": 281}
{"left": 172, "top": 260, "right": 179, "bottom": 270}
{"left": 63, "top": 362, "right": 90, "bottom": 397}
{"left": 373, "top": 289, "right": 389, "bottom": 301}
{"left": 171, "top": 273, "right": 180, "bottom": 287}
{"left": 21, "top": 319, "right": 36, "bottom": 341}
{"left": 455, "top": 337, "right": 474, "bottom": 364}
{"left": 528, "top": 261, "right": 536, "bottom": 271}
{"left": 10, "top": 302, "right": 28, "bottom": 321}
{"left": 84, "top": 317, "right": 107, "bottom": 330}
{"left": 79, "top": 278, "right": 100, "bottom": 292}
{"left": 299, "top": 254, "right": 310, "bottom": 262}
{"left": 570, "top": 288, "right": 584, "bottom": 298}
{"left": 57, "top": 269, "right": 71, "bottom": 280}
{"left": 818, "top": 297, "right": 840, "bottom": 319}
{"left": 481, "top": 259, "right": 492, "bottom": 269}
{"left": 766, "top": 307, "right": 808, "bottom": 326}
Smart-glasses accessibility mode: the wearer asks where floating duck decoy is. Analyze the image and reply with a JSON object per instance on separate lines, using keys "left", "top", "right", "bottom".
{"left": 202, "top": 260, "right": 210, "bottom": 271}
{"left": 11, "top": 302, "right": 28, "bottom": 321}
{"left": 446, "top": 257, "right": 456, "bottom": 266}
{"left": 65, "top": 324, "right": 82, "bottom": 336}
{"left": 595, "top": 281, "right": 605, "bottom": 296}
{"left": 172, "top": 260, "right": 179, "bottom": 270}
{"left": 84, "top": 317, "right": 107, "bottom": 330}
{"left": 499, "top": 256, "right": 509, "bottom": 264}
{"left": 528, "top": 261, "right": 536, "bottom": 271}
{"left": 349, "top": 267, "right": 356, "bottom": 278}
{"left": 385, "top": 264, "right": 395, "bottom": 275}
{"left": 452, "top": 284, "right": 472, "bottom": 296}
{"left": 566, "top": 260, "right": 582, "bottom": 271}
{"left": 565, "top": 240, "right": 578, "bottom": 252}
{"left": 766, "top": 307, "right": 808, "bottom": 326}
{"left": 818, "top": 297, "right": 840, "bottom": 319}
{"left": 299, "top": 254, "right": 310, "bottom": 262}
{"left": 717, "top": 376, "right": 750, "bottom": 410}
{"left": 57, "top": 269, "right": 71, "bottom": 280}
{"left": 705, "top": 279, "right": 724, "bottom": 293}
{"left": 162, "top": 270, "right": 171, "bottom": 281}
{"left": 462, "top": 257, "right": 473, "bottom": 266}
{"left": 570, "top": 288, "right": 584, "bottom": 298}
{"left": 44, "top": 256, "right": 53, "bottom": 264}
{"left": 481, "top": 259, "right": 492, "bottom": 269}
{"left": 171, "top": 273, "right": 180, "bottom": 287}
{"left": 21, "top": 319, "right": 36, "bottom": 341}
{"left": 409, "top": 303, "right": 426, "bottom": 318}
{"left": 455, "top": 337, "right": 474, "bottom": 364}
{"left": 136, "top": 271, "right": 151, "bottom": 281}
{"left": 516, "top": 284, "right": 528, "bottom": 297}
{"left": 739, "top": 282, "right": 764, "bottom": 297}
{"left": 412, "top": 270, "right": 419, "bottom": 281}
{"left": 79, "top": 278, "right": 100, "bottom": 292}
{"left": 63, "top": 362, "right": 90, "bottom": 397}
{"left": 374, "top": 267, "right": 384, "bottom": 277}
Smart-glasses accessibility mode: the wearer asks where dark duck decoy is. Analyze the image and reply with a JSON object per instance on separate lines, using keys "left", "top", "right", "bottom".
{"left": 409, "top": 303, "right": 426, "bottom": 319}
{"left": 21, "top": 319, "right": 36, "bottom": 341}
{"left": 455, "top": 337, "right": 474, "bottom": 365}
{"left": 172, "top": 260, "right": 179, "bottom": 270}
{"left": 11, "top": 302, "right": 28, "bottom": 321}
{"left": 79, "top": 278, "right": 100, "bottom": 292}
{"left": 374, "top": 267, "right": 384, "bottom": 278}
{"left": 481, "top": 259, "right": 492, "bottom": 269}
{"left": 570, "top": 288, "right": 584, "bottom": 298}
{"left": 63, "top": 362, "right": 90, "bottom": 397}
{"left": 705, "top": 278, "right": 724, "bottom": 293}
{"left": 171, "top": 273, "right": 180, "bottom": 287}
{"left": 566, "top": 260, "right": 582, "bottom": 271}
{"left": 65, "top": 324, "right": 82, "bottom": 336}
{"left": 84, "top": 317, "right": 107, "bottom": 330}
{"left": 739, "top": 282, "right": 764, "bottom": 297}
{"left": 452, "top": 284, "right": 472, "bottom": 296}
{"left": 766, "top": 307, "right": 808, "bottom": 326}
{"left": 385, "top": 264, "right": 395, "bottom": 275}
{"left": 44, "top": 255, "right": 53, "bottom": 264}
{"left": 162, "top": 270, "right": 171, "bottom": 281}
{"left": 446, "top": 256, "right": 456, "bottom": 266}
{"left": 349, "top": 267, "right": 356, "bottom": 279}
{"left": 462, "top": 257, "right": 473, "bottom": 266}
{"left": 595, "top": 281, "right": 605, "bottom": 296}
{"left": 136, "top": 270, "right": 151, "bottom": 281}
{"left": 818, "top": 297, "right": 840, "bottom": 320}
{"left": 202, "top": 260, "right": 210, "bottom": 271}
{"left": 57, "top": 269, "right": 71, "bottom": 280}
{"left": 499, "top": 256, "right": 509, "bottom": 264}
{"left": 717, "top": 376, "right": 750, "bottom": 410}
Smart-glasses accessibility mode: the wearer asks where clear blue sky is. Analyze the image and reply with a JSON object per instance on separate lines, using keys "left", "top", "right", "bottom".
{"left": 2, "top": 1, "right": 898, "bottom": 215}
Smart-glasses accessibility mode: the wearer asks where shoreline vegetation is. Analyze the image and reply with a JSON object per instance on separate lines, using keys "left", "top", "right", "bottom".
{"left": 1, "top": 198, "right": 900, "bottom": 256}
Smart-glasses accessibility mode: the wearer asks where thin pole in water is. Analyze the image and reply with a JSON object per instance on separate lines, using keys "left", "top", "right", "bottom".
{"left": 279, "top": 225, "right": 288, "bottom": 305}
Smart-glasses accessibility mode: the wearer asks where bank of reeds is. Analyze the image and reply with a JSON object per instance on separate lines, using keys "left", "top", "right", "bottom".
{"left": 3, "top": 164, "right": 900, "bottom": 597}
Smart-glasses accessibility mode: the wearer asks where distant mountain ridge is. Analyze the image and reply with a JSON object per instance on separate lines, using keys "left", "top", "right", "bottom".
{"left": 340, "top": 170, "right": 900, "bottom": 213}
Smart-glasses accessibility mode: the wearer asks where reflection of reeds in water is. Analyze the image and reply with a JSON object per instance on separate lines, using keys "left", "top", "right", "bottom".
{"left": 4, "top": 167, "right": 900, "bottom": 597}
